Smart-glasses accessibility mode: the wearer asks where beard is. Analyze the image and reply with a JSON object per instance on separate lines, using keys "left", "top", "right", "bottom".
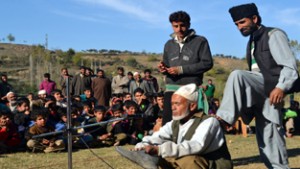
{"left": 240, "top": 23, "right": 258, "bottom": 37}
{"left": 172, "top": 107, "right": 190, "bottom": 121}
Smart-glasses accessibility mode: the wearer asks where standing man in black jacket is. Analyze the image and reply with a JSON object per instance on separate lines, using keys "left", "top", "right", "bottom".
{"left": 158, "top": 11, "right": 213, "bottom": 125}
{"left": 217, "top": 3, "right": 300, "bottom": 169}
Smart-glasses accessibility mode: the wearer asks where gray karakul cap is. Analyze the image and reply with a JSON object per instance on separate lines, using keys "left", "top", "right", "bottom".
{"left": 229, "top": 3, "right": 258, "bottom": 22}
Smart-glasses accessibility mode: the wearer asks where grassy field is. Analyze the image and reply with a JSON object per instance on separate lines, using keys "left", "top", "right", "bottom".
{"left": 1, "top": 134, "right": 299, "bottom": 169}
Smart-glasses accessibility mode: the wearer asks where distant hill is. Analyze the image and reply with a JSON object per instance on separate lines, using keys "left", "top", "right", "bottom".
{"left": 4, "top": 43, "right": 298, "bottom": 104}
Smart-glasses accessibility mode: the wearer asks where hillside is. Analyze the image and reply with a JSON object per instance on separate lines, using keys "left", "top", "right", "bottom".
{"left": 1, "top": 43, "right": 293, "bottom": 101}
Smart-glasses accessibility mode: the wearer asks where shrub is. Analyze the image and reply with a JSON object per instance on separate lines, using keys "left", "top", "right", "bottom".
{"left": 126, "top": 57, "right": 138, "bottom": 67}
{"left": 147, "top": 55, "right": 159, "bottom": 62}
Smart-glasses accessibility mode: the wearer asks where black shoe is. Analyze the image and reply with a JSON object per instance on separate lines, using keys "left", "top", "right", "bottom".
{"left": 116, "top": 146, "right": 158, "bottom": 169}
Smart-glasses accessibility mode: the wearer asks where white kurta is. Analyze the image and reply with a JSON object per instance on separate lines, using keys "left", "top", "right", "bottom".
{"left": 135, "top": 117, "right": 224, "bottom": 158}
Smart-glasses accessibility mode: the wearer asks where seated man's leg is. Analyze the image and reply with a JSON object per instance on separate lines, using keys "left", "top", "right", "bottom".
{"left": 255, "top": 103, "right": 289, "bottom": 169}
{"left": 114, "top": 133, "right": 127, "bottom": 146}
{"left": 27, "top": 139, "right": 45, "bottom": 150}
{"left": 158, "top": 155, "right": 209, "bottom": 169}
{"left": 217, "top": 70, "right": 264, "bottom": 125}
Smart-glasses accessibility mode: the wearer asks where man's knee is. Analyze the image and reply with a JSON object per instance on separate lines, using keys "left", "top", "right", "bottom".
{"left": 228, "top": 70, "right": 246, "bottom": 80}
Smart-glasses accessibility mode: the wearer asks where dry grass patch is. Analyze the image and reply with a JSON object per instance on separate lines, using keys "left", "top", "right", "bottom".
{"left": 1, "top": 135, "right": 300, "bottom": 169}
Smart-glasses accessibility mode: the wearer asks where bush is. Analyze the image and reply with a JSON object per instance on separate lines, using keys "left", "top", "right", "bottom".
{"left": 147, "top": 55, "right": 159, "bottom": 62}
{"left": 72, "top": 53, "right": 82, "bottom": 65}
{"left": 126, "top": 57, "right": 138, "bottom": 67}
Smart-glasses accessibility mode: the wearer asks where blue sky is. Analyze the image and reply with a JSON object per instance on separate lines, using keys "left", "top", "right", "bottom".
{"left": 1, "top": 0, "right": 300, "bottom": 58}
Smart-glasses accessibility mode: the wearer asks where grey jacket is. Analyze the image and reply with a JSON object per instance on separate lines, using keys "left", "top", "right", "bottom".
{"left": 163, "top": 30, "right": 213, "bottom": 86}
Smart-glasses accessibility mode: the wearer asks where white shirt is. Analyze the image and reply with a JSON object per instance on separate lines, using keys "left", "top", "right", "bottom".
{"left": 135, "top": 117, "right": 225, "bottom": 158}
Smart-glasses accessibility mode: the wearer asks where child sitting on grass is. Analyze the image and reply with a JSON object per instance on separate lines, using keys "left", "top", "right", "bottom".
{"left": 107, "top": 104, "right": 128, "bottom": 146}
{"left": 25, "top": 107, "right": 65, "bottom": 153}
{"left": 85, "top": 105, "right": 110, "bottom": 147}
{"left": 55, "top": 107, "right": 93, "bottom": 148}
{"left": 0, "top": 110, "right": 21, "bottom": 153}
{"left": 123, "top": 101, "right": 144, "bottom": 145}
{"left": 13, "top": 97, "right": 31, "bottom": 140}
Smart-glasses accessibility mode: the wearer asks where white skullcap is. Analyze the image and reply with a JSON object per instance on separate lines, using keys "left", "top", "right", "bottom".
{"left": 38, "top": 90, "right": 46, "bottom": 95}
{"left": 174, "top": 83, "right": 198, "bottom": 102}
{"left": 6, "top": 91, "right": 14, "bottom": 97}
{"left": 133, "top": 72, "right": 140, "bottom": 76}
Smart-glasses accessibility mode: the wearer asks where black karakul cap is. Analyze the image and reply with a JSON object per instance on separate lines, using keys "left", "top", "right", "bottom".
{"left": 229, "top": 3, "right": 258, "bottom": 22}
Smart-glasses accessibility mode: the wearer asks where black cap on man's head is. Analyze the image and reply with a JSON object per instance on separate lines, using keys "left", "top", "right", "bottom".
{"left": 229, "top": 3, "right": 258, "bottom": 22}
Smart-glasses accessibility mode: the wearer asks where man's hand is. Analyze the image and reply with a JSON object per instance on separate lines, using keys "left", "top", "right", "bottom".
{"left": 269, "top": 87, "right": 285, "bottom": 106}
{"left": 144, "top": 145, "right": 158, "bottom": 156}
{"left": 24, "top": 110, "right": 30, "bottom": 115}
{"left": 158, "top": 61, "right": 168, "bottom": 73}
{"left": 42, "top": 139, "right": 50, "bottom": 145}
{"left": 131, "top": 147, "right": 145, "bottom": 151}
{"left": 98, "top": 134, "right": 109, "bottom": 140}
{"left": 112, "top": 120, "right": 121, "bottom": 126}
{"left": 166, "top": 67, "right": 180, "bottom": 75}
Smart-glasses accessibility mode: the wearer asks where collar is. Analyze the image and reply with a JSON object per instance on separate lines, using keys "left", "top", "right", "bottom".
{"left": 170, "top": 29, "right": 196, "bottom": 43}
{"left": 179, "top": 111, "right": 204, "bottom": 124}
{"left": 192, "top": 112, "right": 204, "bottom": 118}
{"left": 251, "top": 25, "right": 264, "bottom": 41}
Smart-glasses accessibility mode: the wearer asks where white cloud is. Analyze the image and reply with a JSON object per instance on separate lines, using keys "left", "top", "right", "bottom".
{"left": 52, "top": 10, "right": 106, "bottom": 23}
{"left": 75, "top": 0, "right": 168, "bottom": 26}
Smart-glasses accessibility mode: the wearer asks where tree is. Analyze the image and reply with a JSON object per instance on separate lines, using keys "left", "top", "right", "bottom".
{"left": 7, "top": 33, "right": 15, "bottom": 43}
{"left": 290, "top": 40, "right": 300, "bottom": 60}
{"left": 66, "top": 48, "right": 75, "bottom": 62}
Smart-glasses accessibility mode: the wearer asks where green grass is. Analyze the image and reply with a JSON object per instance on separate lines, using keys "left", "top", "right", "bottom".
{"left": 1, "top": 135, "right": 300, "bottom": 169}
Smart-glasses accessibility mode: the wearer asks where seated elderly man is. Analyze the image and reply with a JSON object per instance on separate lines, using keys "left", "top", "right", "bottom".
{"left": 117, "top": 83, "right": 232, "bottom": 169}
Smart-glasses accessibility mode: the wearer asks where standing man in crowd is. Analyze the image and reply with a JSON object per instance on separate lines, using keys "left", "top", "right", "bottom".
{"left": 0, "top": 74, "right": 13, "bottom": 99}
{"left": 92, "top": 69, "right": 111, "bottom": 107}
{"left": 71, "top": 66, "right": 91, "bottom": 96}
{"left": 39, "top": 73, "right": 56, "bottom": 96}
{"left": 129, "top": 72, "right": 156, "bottom": 96}
{"left": 143, "top": 69, "right": 159, "bottom": 93}
{"left": 158, "top": 11, "right": 213, "bottom": 125}
{"left": 60, "top": 68, "right": 72, "bottom": 97}
{"left": 217, "top": 3, "right": 300, "bottom": 168}
{"left": 111, "top": 67, "right": 129, "bottom": 95}
{"left": 204, "top": 79, "right": 215, "bottom": 101}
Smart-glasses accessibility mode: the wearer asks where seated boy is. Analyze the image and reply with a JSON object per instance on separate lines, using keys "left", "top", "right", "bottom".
{"left": 152, "top": 92, "right": 164, "bottom": 133}
{"left": 284, "top": 101, "right": 299, "bottom": 137}
{"left": 123, "top": 100, "right": 144, "bottom": 145}
{"left": 51, "top": 89, "right": 67, "bottom": 108}
{"left": 107, "top": 104, "right": 128, "bottom": 146}
{"left": 85, "top": 105, "right": 110, "bottom": 147}
{"left": 81, "top": 101, "right": 94, "bottom": 120}
{"left": 80, "top": 88, "right": 97, "bottom": 107}
{"left": 0, "top": 111, "right": 21, "bottom": 153}
{"left": 13, "top": 97, "right": 31, "bottom": 141}
{"left": 55, "top": 107, "right": 93, "bottom": 148}
{"left": 25, "top": 107, "right": 65, "bottom": 153}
